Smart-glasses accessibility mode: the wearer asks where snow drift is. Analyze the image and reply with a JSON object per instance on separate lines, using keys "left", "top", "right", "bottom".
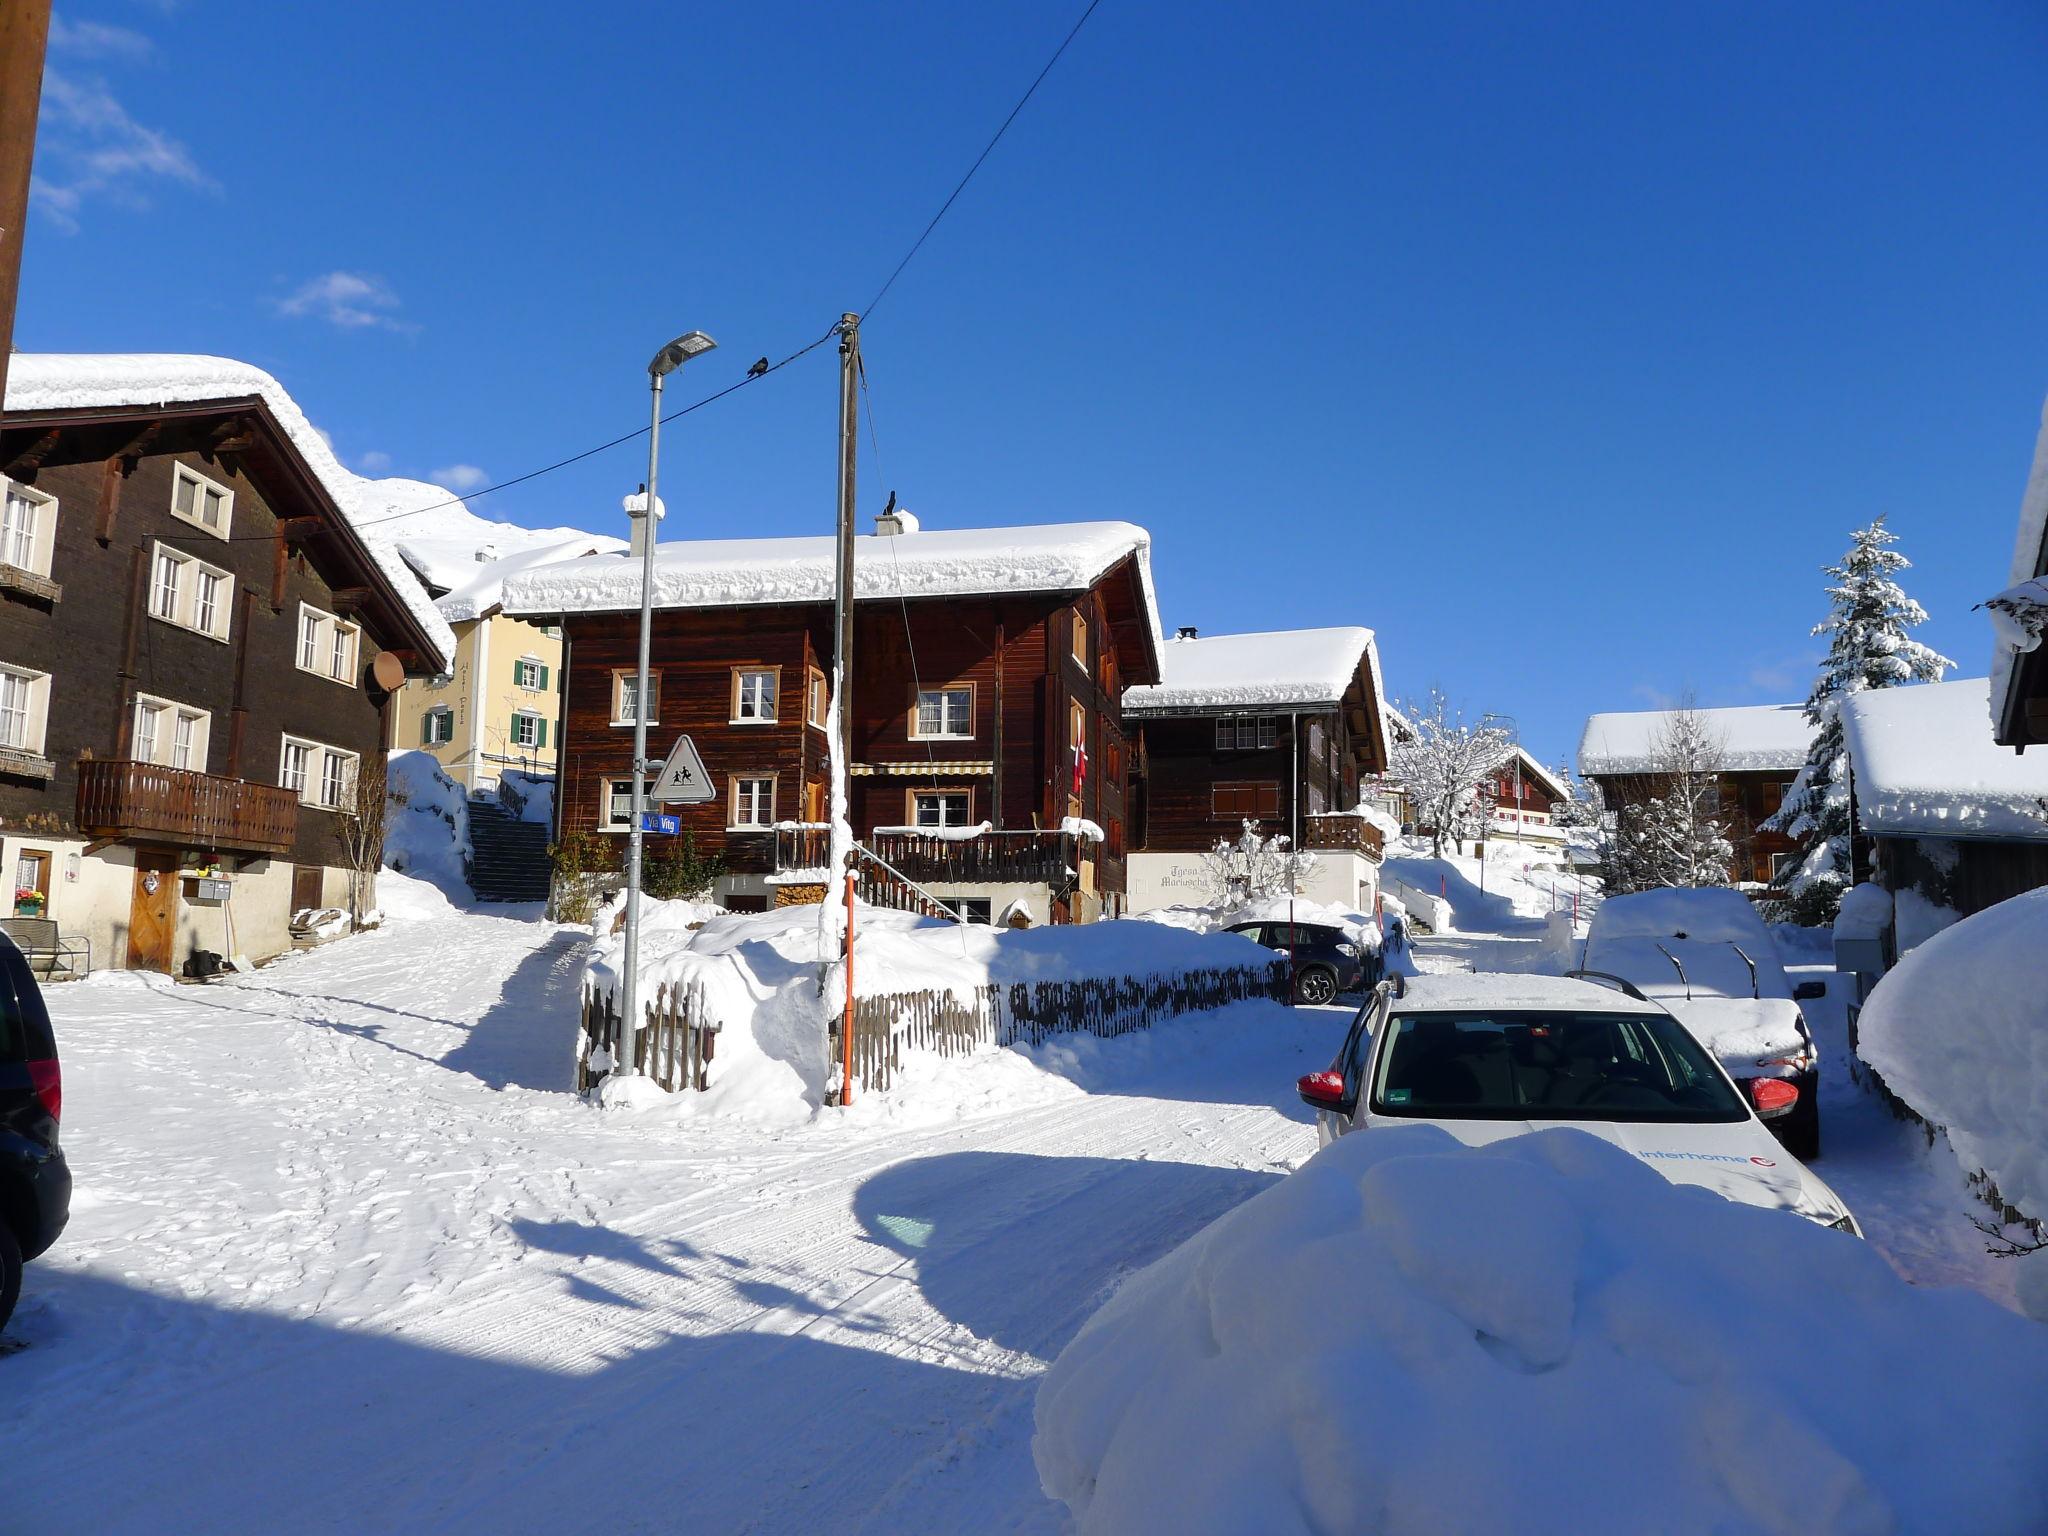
{"left": 1856, "top": 888, "right": 2048, "bottom": 1236}
{"left": 1034, "top": 1124, "right": 2048, "bottom": 1536}
{"left": 383, "top": 751, "right": 471, "bottom": 902}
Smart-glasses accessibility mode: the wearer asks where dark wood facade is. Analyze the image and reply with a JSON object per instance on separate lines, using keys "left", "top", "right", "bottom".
{"left": 545, "top": 554, "right": 1158, "bottom": 913}
{"left": 0, "top": 396, "right": 443, "bottom": 964}
{"left": 1586, "top": 767, "right": 1799, "bottom": 886}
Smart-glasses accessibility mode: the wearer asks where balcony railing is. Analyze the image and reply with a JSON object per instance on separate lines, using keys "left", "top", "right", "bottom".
{"left": 870, "top": 828, "right": 1081, "bottom": 887}
{"left": 76, "top": 760, "right": 300, "bottom": 856}
{"left": 1303, "top": 813, "right": 1386, "bottom": 859}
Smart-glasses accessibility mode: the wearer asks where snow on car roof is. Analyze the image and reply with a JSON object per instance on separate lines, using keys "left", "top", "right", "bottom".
{"left": 1585, "top": 886, "right": 1771, "bottom": 944}
{"left": 5, "top": 353, "right": 457, "bottom": 668}
{"left": 1577, "top": 701, "right": 1811, "bottom": 776}
{"left": 499, "top": 519, "right": 1159, "bottom": 623}
{"left": 1392, "top": 973, "right": 1655, "bottom": 1014}
{"left": 1841, "top": 677, "right": 2048, "bottom": 840}
{"left": 1121, "top": 626, "right": 1381, "bottom": 714}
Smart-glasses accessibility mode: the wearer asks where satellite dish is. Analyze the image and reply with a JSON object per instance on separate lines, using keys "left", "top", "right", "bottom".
{"left": 370, "top": 651, "right": 407, "bottom": 691}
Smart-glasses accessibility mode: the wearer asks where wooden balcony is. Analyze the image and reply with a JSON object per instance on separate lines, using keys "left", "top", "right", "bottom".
{"left": 76, "top": 760, "right": 300, "bottom": 856}
{"left": 870, "top": 828, "right": 1081, "bottom": 887}
{"left": 1303, "top": 812, "right": 1385, "bottom": 859}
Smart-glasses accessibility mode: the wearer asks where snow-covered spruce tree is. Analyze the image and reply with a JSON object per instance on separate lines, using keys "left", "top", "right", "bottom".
{"left": 1765, "top": 517, "right": 1953, "bottom": 923}
{"left": 1198, "top": 820, "right": 1315, "bottom": 908}
{"left": 1601, "top": 705, "right": 1733, "bottom": 893}
{"left": 1551, "top": 763, "right": 1602, "bottom": 830}
{"left": 1389, "top": 689, "right": 1513, "bottom": 857}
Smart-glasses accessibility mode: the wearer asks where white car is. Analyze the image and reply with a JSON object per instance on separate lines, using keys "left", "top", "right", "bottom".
{"left": 1296, "top": 973, "right": 1861, "bottom": 1234}
{"left": 1583, "top": 887, "right": 1824, "bottom": 1160}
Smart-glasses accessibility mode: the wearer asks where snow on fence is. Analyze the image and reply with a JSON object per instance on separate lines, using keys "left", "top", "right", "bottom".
{"left": 578, "top": 978, "right": 716, "bottom": 1095}
{"left": 845, "top": 960, "right": 1290, "bottom": 1094}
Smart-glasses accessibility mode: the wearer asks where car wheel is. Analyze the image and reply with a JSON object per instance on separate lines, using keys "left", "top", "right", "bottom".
{"left": 1294, "top": 966, "right": 1338, "bottom": 1006}
{"left": 0, "top": 1221, "right": 20, "bottom": 1333}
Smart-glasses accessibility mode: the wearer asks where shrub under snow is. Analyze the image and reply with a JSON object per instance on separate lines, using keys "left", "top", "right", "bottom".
{"left": 1034, "top": 1125, "right": 2048, "bottom": 1536}
{"left": 1856, "top": 888, "right": 2048, "bottom": 1233}
{"left": 382, "top": 751, "right": 471, "bottom": 900}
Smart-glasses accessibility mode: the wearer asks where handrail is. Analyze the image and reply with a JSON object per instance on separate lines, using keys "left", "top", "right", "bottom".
{"left": 851, "top": 843, "right": 962, "bottom": 924}
{"left": 1651, "top": 941, "right": 1691, "bottom": 1000}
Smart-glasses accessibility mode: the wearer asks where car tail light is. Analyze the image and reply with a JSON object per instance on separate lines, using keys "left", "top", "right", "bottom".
{"left": 27, "top": 1057, "right": 61, "bottom": 1122}
{"left": 1749, "top": 1077, "right": 1797, "bottom": 1119}
{"left": 1296, "top": 1070, "right": 1348, "bottom": 1110}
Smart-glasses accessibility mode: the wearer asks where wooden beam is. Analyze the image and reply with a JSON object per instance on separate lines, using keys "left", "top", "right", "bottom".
{"left": 271, "top": 528, "right": 290, "bottom": 611}
{"left": 94, "top": 454, "right": 127, "bottom": 543}
{"left": 109, "top": 420, "right": 162, "bottom": 461}
{"left": 276, "top": 516, "right": 324, "bottom": 543}
{"left": 328, "top": 585, "right": 373, "bottom": 612}
{"left": 207, "top": 417, "right": 257, "bottom": 453}
{"left": 3, "top": 426, "right": 60, "bottom": 478}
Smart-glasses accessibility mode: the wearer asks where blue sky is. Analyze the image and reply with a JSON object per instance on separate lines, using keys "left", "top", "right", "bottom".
{"left": 19, "top": 1, "right": 2048, "bottom": 765}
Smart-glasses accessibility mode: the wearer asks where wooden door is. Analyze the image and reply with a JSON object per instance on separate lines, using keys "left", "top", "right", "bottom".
{"left": 292, "top": 864, "right": 324, "bottom": 914}
{"left": 804, "top": 779, "right": 825, "bottom": 824}
{"left": 128, "top": 851, "right": 179, "bottom": 972}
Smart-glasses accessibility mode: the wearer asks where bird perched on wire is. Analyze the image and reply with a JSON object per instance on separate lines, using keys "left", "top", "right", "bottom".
{"left": 747, "top": 357, "right": 770, "bottom": 378}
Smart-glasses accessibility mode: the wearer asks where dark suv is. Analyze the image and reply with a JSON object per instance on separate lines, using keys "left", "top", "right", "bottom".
{"left": 0, "top": 936, "right": 67, "bottom": 1331}
{"left": 1223, "top": 919, "right": 1377, "bottom": 1005}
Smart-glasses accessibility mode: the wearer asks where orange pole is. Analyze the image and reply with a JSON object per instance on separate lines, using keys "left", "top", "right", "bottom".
{"left": 840, "top": 872, "right": 856, "bottom": 1105}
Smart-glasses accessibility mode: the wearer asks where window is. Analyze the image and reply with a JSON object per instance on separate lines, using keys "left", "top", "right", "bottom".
{"left": 1213, "top": 781, "right": 1281, "bottom": 818}
{"left": 807, "top": 667, "right": 830, "bottom": 730}
{"left": 612, "top": 670, "right": 658, "bottom": 726}
{"left": 1071, "top": 609, "right": 1089, "bottom": 670}
{"left": 132, "top": 694, "right": 209, "bottom": 772}
{"left": 515, "top": 657, "right": 545, "bottom": 691}
{"left": 147, "top": 542, "right": 232, "bottom": 641}
{"left": 1215, "top": 716, "right": 1280, "bottom": 751}
{"left": 295, "top": 603, "right": 358, "bottom": 685}
{"left": 913, "top": 685, "right": 973, "bottom": 739}
{"left": 937, "top": 897, "right": 992, "bottom": 924}
{"left": 422, "top": 707, "right": 453, "bottom": 746}
{"left": 0, "top": 477, "right": 55, "bottom": 577}
{"left": 171, "top": 463, "right": 233, "bottom": 538}
{"left": 280, "top": 736, "right": 357, "bottom": 809}
{"left": 511, "top": 711, "right": 544, "bottom": 749}
{"left": 730, "top": 667, "right": 779, "bottom": 724}
{"left": 600, "top": 777, "right": 656, "bottom": 831}
{"left": 911, "top": 789, "right": 972, "bottom": 829}
{"left": 0, "top": 664, "right": 49, "bottom": 755}
{"left": 730, "top": 775, "right": 776, "bottom": 828}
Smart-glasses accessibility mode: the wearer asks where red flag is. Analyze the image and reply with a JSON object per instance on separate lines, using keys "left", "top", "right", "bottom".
{"left": 1072, "top": 739, "right": 1088, "bottom": 796}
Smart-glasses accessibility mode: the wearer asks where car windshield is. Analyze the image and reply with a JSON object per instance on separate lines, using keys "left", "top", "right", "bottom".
{"left": 1372, "top": 1010, "right": 1748, "bottom": 1123}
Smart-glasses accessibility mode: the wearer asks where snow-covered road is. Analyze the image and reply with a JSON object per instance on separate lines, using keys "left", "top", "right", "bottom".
{"left": 2, "top": 886, "right": 1341, "bottom": 1533}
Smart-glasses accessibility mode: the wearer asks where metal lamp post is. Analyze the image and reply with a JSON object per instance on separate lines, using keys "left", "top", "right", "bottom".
{"left": 1478, "top": 712, "right": 1520, "bottom": 897}
{"left": 616, "top": 329, "right": 717, "bottom": 1080}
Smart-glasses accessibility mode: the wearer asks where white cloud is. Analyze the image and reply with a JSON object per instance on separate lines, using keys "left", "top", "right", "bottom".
{"left": 274, "top": 271, "right": 418, "bottom": 334}
{"left": 430, "top": 464, "right": 489, "bottom": 493}
{"left": 48, "top": 16, "right": 154, "bottom": 59}
{"left": 356, "top": 450, "right": 394, "bottom": 475}
{"left": 30, "top": 67, "right": 212, "bottom": 231}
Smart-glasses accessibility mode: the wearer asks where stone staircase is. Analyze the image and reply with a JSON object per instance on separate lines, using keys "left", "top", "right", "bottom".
{"left": 467, "top": 797, "right": 553, "bottom": 903}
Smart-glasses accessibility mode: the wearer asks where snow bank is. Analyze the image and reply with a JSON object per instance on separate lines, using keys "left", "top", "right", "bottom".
{"left": 1578, "top": 701, "right": 1810, "bottom": 776}
{"left": 497, "top": 769, "right": 555, "bottom": 827}
{"left": 1034, "top": 1124, "right": 2048, "bottom": 1536}
{"left": 1122, "top": 626, "right": 1381, "bottom": 715}
{"left": 383, "top": 751, "right": 471, "bottom": 902}
{"left": 1833, "top": 881, "right": 1894, "bottom": 944}
{"left": 582, "top": 901, "right": 1283, "bottom": 1121}
{"left": 1857, "top": 889, "right": 2048, "bottom": 1235}
{"left": 5, "top": 354, "right": 455, "bottom": 669}
{"left": 1840, "top": 677, "right": 2048, "bottom": 840}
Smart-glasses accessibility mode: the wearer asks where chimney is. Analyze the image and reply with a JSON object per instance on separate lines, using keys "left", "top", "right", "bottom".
{"left": 624, "top": 485, "right": 665, "bottom": 559}
{"left": 1175, "top": 625, "right": 1199, "bottom": 641}
{"left": 875, "top": 505, "right": 919, "bottom": 537}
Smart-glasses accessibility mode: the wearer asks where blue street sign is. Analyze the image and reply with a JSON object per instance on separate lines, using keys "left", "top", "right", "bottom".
{"left": 640, "top": 812, "right": 681, "bottom": 835}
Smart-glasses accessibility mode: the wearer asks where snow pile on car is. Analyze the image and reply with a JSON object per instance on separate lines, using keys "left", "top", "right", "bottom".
{"left": 583, "top": 900, "right": 1282, "bottom": 1123}
{"left": 382, "top": 751, "right": 472, "bottom": 902}
{"left": 1034, "top": 1124, "right": 2048, "bottom": 1536}
{"left": 1857, "top": 889, "right": 2048, "bottom": 1286}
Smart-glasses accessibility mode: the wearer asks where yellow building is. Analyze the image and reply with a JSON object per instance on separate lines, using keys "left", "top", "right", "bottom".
{"left": 393, "top": 535, "right": 622, "bottom": 792}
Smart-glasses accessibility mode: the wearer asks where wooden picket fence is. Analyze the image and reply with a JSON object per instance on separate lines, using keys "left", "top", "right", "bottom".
{"left": 841, "top": 958, "right": 1290, "bottom": 1094}
{"left": 577, "top": 977, "right": 716, "bottom": 1094}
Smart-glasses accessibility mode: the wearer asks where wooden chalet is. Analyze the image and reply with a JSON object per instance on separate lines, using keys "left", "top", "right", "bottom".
{"left": 1578, "top": 702, "right": 1809, "bottom": 885}
{"left": 502, "top": 512, "right": 1162, "bottom": 923}
{"left": 0, "top": 354, "right": 452, "bottom": 973}
{"left": 1480, "top": 748, "right": 1574, "bottom": 864}
{"left": 1119, "top": 626, "right": 1391, "bottom": 913}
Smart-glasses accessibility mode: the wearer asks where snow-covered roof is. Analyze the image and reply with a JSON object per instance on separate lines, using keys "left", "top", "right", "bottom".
{"left": 377, "top": 474, "right": 626, "bottom": 600}
{"left": 434, "top": 535, "right": 627, "bottom": 623}
{"left": 1503, "top": 746, "right": 1571, "bottom": 803}
{"left": 1841, "top": 677, "right": 2048, "bottom": 840}
{"left": 1989, "top": 391, "right": 2048, "bottom": 742}
{"left": 1122, "top": 626, "right": 1381, "bottom": 716}
{"left": 500, "top": 520, "right": 1160, "bottom": 634}
{"left": 1578, "top": 702, "right": 1810, "bottom": 777}
{"left": 4, "top": 353, "right": 456, "bottom": 669}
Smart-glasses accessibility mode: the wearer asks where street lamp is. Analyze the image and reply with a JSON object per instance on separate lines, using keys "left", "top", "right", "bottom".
{"left": 616, "top": 329, "right": 716, "bottom": 1082}
{"left": 1478, "top": 712, "right": 1520, "bottom": 897}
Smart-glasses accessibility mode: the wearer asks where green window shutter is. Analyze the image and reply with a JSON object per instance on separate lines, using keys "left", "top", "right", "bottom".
{"left": 539, "top": 664, "right": 550, "bottom": 690}
{"left": 422, "top": 714, "right": 434, "bottom": 746}
{"left": 537, "top": 717, "right": 548, "bottom": 749}
{"left": 513, "top": 658, "right": 524, "bottom": 686}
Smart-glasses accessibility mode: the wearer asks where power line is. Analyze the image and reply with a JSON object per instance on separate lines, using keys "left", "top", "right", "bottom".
{"left": 859, "top": 0, "right": 1106, "bottom": 323}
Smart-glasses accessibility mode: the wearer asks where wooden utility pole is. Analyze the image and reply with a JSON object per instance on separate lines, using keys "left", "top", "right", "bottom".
{"left": 0, "top": 0, "right": 53, "bottom": 421}
{"left": 832, "top": 311, "right": 860, "bottom": 1105}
